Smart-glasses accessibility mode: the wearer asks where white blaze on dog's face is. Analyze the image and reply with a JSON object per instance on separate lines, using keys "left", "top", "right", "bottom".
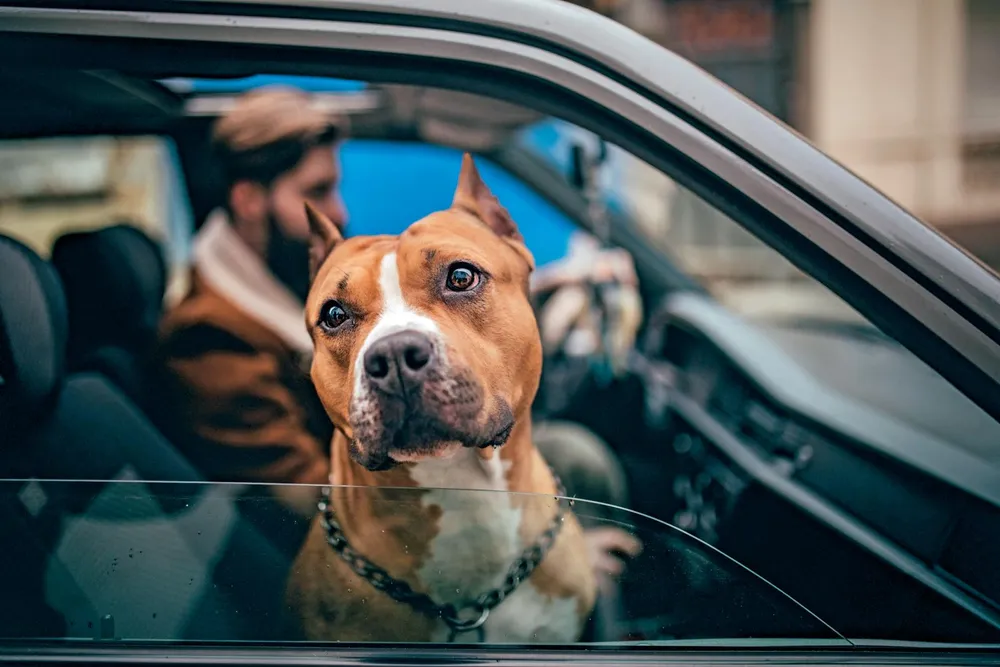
{"left": 305, "top": 154, "right": 541, "bottom": 471}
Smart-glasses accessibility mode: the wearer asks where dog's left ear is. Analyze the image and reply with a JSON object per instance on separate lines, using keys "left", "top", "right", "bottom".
{"left": 453, "top": 153, "right": 535, "bottom": 271}
{"left": 305, "top": 202, "right": 344, "bottom": 280}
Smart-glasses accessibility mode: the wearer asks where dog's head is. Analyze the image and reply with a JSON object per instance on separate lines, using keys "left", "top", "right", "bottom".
{"left": 305, "top": 154, "right": 541, "bottom": 471}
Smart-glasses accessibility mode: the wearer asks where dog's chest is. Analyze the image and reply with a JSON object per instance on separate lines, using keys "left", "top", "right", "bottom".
{"left": 408, "top": 453, "right": 580, "bottom": 643}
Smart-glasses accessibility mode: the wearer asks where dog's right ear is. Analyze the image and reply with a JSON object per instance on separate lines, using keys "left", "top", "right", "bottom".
{"left": 452, "top": 153, "right": 535, "bottom": 272}
{"left": 305, "top": 202, "right": 344, "bottom": 280}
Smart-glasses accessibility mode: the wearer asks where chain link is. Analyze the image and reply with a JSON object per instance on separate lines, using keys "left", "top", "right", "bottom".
{"left": 318, "top": 469, "right": 568, "bottom": 638}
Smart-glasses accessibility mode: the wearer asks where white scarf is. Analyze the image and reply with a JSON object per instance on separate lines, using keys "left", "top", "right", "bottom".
{"left": 192, "top": 209, "right": 313, "bottom": 356}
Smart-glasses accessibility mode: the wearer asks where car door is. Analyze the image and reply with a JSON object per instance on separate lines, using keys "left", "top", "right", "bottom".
{"left": 1, "top": 2, "right": 999, "bottom": 666}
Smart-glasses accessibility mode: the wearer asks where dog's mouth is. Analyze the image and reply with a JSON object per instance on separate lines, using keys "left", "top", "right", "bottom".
{"left": 349, "top": 391, "right": 516, "bottom": 471}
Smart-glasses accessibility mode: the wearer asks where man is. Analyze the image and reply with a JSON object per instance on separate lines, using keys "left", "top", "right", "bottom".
{"left": 155, "top": 88, "right": 345, "bottom": 513}
{"left": 155, "top": 88, "right": 640, "bottom": 572}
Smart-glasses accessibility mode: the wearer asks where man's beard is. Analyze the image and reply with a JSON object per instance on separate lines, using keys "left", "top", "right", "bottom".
{"left": 266, "top": 212, "right": 312, "bottom": 303}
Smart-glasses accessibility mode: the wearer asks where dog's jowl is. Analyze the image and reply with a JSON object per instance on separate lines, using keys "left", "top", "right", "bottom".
{"left": 285, "top": 154, "right": 596, "bottom": 643}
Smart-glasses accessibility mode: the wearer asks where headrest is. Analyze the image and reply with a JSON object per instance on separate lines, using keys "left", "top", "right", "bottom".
{"left": 0, "top": 234, "right": 67, "bottom": 431}
{"left": 51, "top": 224, "right": 166, "bottom": 364}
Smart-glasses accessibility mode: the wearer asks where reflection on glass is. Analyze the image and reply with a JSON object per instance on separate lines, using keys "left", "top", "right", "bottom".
{"left": 0, "top": 478, "right": 844, "bottom": 646}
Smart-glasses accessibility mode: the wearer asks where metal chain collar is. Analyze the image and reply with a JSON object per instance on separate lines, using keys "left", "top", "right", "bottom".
{"left": 317, "top": 470, "right": 568, "bottom": 642}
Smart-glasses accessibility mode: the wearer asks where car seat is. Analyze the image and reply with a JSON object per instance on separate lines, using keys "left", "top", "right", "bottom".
{"left": 0, "top": 233, "right": 298, "bottom": 641}
{"left": 0, "top": 232, "right": 190, "bottom": 489}
{"left": 50, "top": 224, "right": 315, "bottom": 561}
{"left": 50, "top": 223, "right": 167, "bottom": 411}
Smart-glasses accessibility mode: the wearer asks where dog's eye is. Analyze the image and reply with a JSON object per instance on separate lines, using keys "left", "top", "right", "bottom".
{"left": 446, "top": 264, "right": 480, "bottom": 292}
{"left": 319, "top": 301, "right": 349, "bottom": 331}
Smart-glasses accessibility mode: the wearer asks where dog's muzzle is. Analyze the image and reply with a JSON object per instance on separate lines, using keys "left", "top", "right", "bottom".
{"left": 348, "top": 331, "right": 512, "bottom": 469}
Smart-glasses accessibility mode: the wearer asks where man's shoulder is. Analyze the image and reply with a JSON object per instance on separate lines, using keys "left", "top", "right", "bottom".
{"left": 159, "top": 275, "right": 288, "bottom": 360}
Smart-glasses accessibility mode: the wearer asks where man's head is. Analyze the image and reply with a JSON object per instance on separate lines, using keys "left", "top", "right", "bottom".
{"left": 212, "top": 87, "right": 347, "bottom": 300}
{"left": 305, "top": 154, "right": 541, "bottom": 471}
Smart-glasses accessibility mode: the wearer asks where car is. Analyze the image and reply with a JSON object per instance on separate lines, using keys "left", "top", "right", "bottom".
{"left": 0, "top": 1, "right": 998, "bottom": 666}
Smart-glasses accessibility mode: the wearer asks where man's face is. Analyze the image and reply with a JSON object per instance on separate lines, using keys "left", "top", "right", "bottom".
{"left": 269, "top": 143, "right": 347, "bottom": 240}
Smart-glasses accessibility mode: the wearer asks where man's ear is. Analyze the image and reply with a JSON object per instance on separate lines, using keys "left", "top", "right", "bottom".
{"left": 452, "top": 153, "right": 535, "bottom": 271}
{"left": 305, "top": 202, "right": 344, "bottom": 280}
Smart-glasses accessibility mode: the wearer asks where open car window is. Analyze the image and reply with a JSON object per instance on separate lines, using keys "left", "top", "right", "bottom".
{"left": 0, "top": 72, "right": 996, "bottom": 651}
{"left": 0, "top": 479, "right": 843, "bottom": 646}
{"left": 0, "top": 5, "right": 999, "bottom": 662}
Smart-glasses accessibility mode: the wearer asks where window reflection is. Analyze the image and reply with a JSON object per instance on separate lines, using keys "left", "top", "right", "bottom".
{"left": 1, "top": 479, "right": 841, "bottom": 645}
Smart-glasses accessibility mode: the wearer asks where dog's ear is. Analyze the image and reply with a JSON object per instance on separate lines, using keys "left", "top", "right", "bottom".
{"left": 453, "top": 153, "right": 535, "bottom": 271}
{"left": 305, "top": 202, "right": 344, "bottom": 280}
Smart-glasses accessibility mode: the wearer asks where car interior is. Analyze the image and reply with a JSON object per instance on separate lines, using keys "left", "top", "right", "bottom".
{"left": 0, "top": 56, "right": 998, "bottom": 648}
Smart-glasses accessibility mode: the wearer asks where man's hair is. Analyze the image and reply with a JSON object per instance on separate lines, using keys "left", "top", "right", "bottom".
{"left": 211, "top": 87, "right": 344, "bottom": 188}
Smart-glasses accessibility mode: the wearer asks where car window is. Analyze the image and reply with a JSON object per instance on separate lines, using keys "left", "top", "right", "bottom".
{"left": 0, "top": 479, "right": 843, "bottom": 645}
{"left": 517, "top": 118, "right": 1000, "bottom": 461}
{"left": 516, "top": 119, "right": 846, "bottom": 321}
{"left": 512, "top": 118, "right": 1000, "bottom": 645}
{"left": 335, "top": 128, "right": 1000, "bottom": 467}
{"left": 1, "top": 66, "right": 998, "bottom": 654}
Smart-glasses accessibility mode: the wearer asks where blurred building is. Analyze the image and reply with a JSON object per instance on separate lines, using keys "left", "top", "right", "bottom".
{"left": 562, "top": 0, "right": 1000, "bottom": 311}
{"left": 809, "top": 0, "right": 1000, "bottom": 270}
{"left": 567, "top": 0, "right": 806, "bottom": 124}
{"left": 579, "top": 0, "right": 1000, "bottom": 274}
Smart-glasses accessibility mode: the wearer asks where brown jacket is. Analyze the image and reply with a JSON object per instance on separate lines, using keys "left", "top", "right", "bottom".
{"left": 154, "top": 211, "right": 332, "bottom": 491}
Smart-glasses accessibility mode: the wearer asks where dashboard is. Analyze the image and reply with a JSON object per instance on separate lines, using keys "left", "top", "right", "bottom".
{"left": 632, "top": 293, "right": 1000, "bottom": 642}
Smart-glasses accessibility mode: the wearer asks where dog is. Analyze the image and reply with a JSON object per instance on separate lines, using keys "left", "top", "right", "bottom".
{"left": 285, "top": 154, "right": 597, "bottom": 643}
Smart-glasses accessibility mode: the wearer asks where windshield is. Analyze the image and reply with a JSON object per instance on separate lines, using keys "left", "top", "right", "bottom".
{"left": 1, "top": 478, "right": 842, "bottom": 647}
{"left": 516, "top": 119, "right": 868, "bottom": 330}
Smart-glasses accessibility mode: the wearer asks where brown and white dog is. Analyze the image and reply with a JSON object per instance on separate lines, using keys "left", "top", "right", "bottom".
{"left": 285, "top": 155, "right": 597, "bottom": 643}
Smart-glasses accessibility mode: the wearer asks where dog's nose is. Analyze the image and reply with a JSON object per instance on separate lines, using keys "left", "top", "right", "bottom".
{"left": 363, "top": 331, "right": 434, "bottom": 394}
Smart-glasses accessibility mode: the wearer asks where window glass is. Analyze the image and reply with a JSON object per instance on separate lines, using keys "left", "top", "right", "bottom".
{"left": 2, "top": 72, "right": 998, "bottom": 652}
{"left": 515, "top": 118, "right": 1000, "bottom": 646}
{"left": 0, "top": 480, "right": 842, "bottom": 645}
{"left": 517, "top": 118, "right": 1000, "bottom": 463}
